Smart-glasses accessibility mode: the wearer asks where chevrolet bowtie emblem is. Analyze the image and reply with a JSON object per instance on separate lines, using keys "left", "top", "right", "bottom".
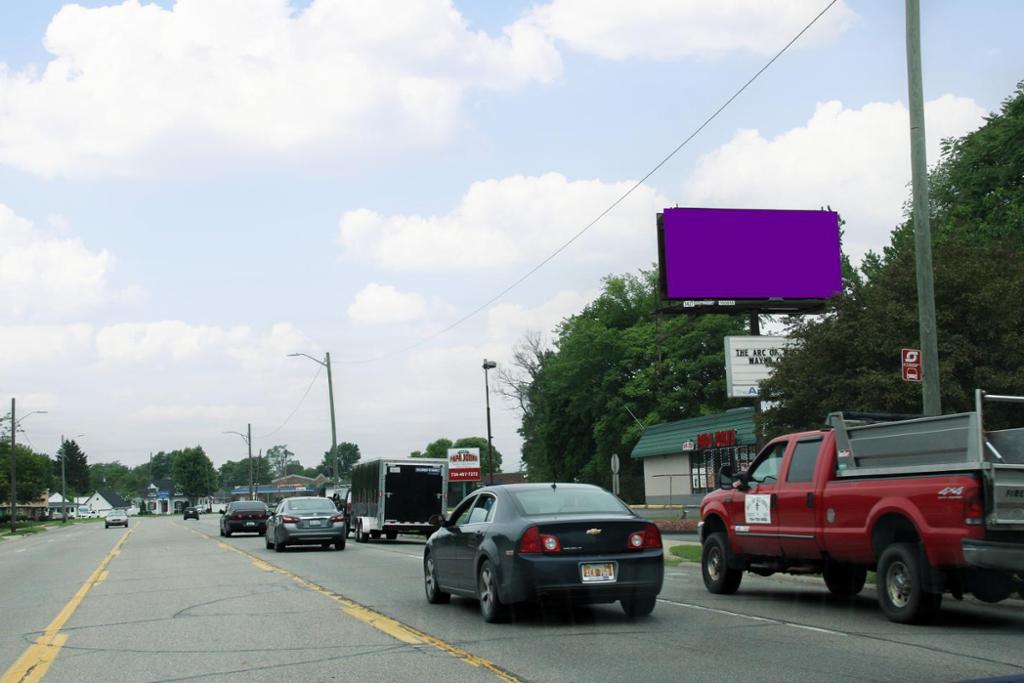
{"left": 586, "top": 528, "right": 602, "bottom": 536}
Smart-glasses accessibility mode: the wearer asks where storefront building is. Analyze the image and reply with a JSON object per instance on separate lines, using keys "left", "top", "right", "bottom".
{"left": 630, "top": 407, "right": 758, "bottom": 505}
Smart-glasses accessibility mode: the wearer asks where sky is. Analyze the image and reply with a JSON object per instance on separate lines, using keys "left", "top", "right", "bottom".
{"left": 2, "top": 0, "right": 1022, "bottom": 473}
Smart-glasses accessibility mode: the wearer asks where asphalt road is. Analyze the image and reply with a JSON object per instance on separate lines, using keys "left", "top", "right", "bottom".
{"left": 2, "top": 515, "right": 1024, "bottom": 683}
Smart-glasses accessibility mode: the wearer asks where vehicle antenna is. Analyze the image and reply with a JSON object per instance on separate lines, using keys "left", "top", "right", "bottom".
{"left": 550, "top": 482, "right": 557, "bottom": 490}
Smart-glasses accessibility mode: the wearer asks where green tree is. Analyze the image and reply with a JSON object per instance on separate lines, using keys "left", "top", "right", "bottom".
{"left": 148, "top": 451, "right": 175, "bottom": 480}
{"left": 55, "top": 439, "right": 90, "bottom": 495}
{"left": 761, "top": 83, "right": 1024, "bottom": 434}
{"left": 318, "top": 442, "right": 361, "bottom": 479}
{"left": 171, "top": 446, "right": 217, "bottom": 503}
{"left": 508, "top": 269, "right": 747, "bottom": 501}
{"left": 413, "top": 438, "right": 452, "bottom": 460}
{"left": 0, "top": 443, "right": 53, "bottom": 504}
{"left": 266, "top": 445, "right": 298, "bottom": 478}
{"left": 218, "top": 457, "right": 271, "bottom": 490}
{"left": 89, "top": 461, "right": 133, "bottom": 497}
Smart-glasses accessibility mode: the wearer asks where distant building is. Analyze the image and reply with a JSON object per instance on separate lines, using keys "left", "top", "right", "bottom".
{"left": 86, "top": 489, "right": 128, "bottom": 516}
{"left": 141, "top": 479, "right": 189, "bottom": 515}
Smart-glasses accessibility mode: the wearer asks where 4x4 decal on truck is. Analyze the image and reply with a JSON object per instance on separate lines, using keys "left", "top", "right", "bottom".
{"left": 937, "top": 486, "right": 965, "bottom": 499}
{"left": 744, "top": 495, "right": 771, "bottom": 524}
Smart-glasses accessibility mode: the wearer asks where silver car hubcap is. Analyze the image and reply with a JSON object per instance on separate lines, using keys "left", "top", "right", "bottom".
{"left": 480, "top": 567, "right": 493, "bottom": 609}
{"left": 425, "top": 558, "right": 436, "bottom": 595}
{"left": 707, "top": 546, "right": 722, "bottom": 581}
{"left": 887, "top": 560, "right": 911, "bottom": 608}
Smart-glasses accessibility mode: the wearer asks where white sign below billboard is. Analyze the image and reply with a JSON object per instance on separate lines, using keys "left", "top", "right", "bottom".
{"left": 724, "top": 336, "right": 795, "bottom": 398}
{"left": 447, "top": 447, "right": 481, "bottom": 482}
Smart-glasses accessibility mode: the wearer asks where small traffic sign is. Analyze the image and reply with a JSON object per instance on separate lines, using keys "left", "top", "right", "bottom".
{"left": 901, "top": 348, "right": 922, "bottom": 382}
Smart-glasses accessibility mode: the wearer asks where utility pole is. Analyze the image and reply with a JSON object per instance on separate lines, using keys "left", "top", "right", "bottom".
{"left": 325, "top": 352, "right": 339, "bottom": 489}
{"left": 905, "top": 0, "right": 941, "bottom": 416}
{"left": 60, "top": 435, "right": 68, "bottom": 523}
{"left": 247, "top": 422, "right": 254, "bottom": 501}
{"left": 8, "top": 398, "right": 15, "bottom": 534}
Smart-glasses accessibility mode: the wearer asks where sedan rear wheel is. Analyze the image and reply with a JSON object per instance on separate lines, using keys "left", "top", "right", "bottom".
{"left": 274, "top": 531, "right": 286, "bottom": 552}
{"left": 477, "top": 560, "right": 508, "bottom": 623}
{"left": 424, "top": 554, "right": 450, "bottom": 604}
{"left": 265, "top": 534, "right": 274, "bottom": 550}
{"left": 621, "top": 594, "right": 657, "bottom": 618}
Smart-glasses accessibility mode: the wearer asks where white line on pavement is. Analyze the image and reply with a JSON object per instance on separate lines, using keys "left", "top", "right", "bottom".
{"left": 656, "top": 597, "right": 846, "bottom": 636}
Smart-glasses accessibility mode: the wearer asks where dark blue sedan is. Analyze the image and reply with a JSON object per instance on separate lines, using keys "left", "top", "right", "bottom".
{"left": 423, "top": 483, "right": 663, "bottom": 622}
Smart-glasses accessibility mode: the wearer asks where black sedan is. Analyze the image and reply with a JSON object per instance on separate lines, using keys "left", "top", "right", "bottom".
{"left": 266, "top": 497, "right": 347, "bottom": 552}
{"left": 423, "top": 483, "right": 663, "bottom": 622}
{"left": 220, "top": 500, "right": 269, "bottom": 536}
{"left": 183, "top": 506, "right": 200, "bottom": 520}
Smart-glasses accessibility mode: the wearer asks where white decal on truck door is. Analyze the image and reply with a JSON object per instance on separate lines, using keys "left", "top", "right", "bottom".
{"left": 745, "top": 495, "right": 772, "bottom": 524}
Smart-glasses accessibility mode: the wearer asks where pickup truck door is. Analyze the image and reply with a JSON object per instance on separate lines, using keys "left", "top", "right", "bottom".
{"left": 731, "top": 441, "right": 788, "bottom": 557}
{"left": 775, "top": 436, "right": 826, "bottom": 559}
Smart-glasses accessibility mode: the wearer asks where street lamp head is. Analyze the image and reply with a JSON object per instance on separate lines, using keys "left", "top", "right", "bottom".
{"left": 287, "top": 353, "right": 301, "bottom": 357}
{"left": 482, "top": 359, "right": 497, "bottom": 370}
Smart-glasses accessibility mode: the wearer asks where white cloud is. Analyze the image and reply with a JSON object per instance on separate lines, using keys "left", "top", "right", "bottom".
{"left": 225, "top": 322, "right": 317, "bottom": 373}
{"left": 348, "top": 283, "right": 428, "bottom": 325}
{"left": 95, "top": 321, "right": 250, "bottom": 363}
{"left": 338, "top": 172, "right": 669, "bottom": 271}
{"left": 682, "top": 95, "right": 987, "bottom": 259}
{"left": 488, "top": 289, "right": 597, "bottom": 341}
{"left": 0, "top": 204, "right": 138, "bottom": 320}
{"left": 526, "top": 0, "right": 857, "bottom": 61}
{"left": 0, "top": 0, "right": 561, "bottom": 177}
{"left": 0, "top": 324, "right": 94, "bottom": 368}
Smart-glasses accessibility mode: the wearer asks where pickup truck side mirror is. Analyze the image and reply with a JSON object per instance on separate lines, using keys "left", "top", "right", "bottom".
{"left": 717, "top": 464, "right": 734, "bottom": 490}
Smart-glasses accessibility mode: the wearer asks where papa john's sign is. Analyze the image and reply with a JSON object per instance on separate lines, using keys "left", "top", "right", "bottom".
{"left": 448, "top": 448, "right": 481, "bottom": 482}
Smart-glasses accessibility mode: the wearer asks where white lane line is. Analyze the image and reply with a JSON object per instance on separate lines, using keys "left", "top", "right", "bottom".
{"left": 15, "top": 549, "right": 26, "bottom": 553}
{"left": 656, "top": 597, "right": 846, "bottom": 636}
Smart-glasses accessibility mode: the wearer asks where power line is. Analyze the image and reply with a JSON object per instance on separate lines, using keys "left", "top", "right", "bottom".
{"left": 256, "top": 365, "right": 323, "bottom": 439}
{"left": 339, "top": 0, "right": 840, "bottom": 365}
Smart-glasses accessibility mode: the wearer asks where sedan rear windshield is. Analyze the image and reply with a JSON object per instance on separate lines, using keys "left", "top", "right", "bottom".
{"left": 286, "top": 499, "right": 337, "bottom": 512}
{"left": 231, "top": 502, "right": 267, "bottom": 511}
{"left": 510, "top": 487, "right": 630, "bottom": 516}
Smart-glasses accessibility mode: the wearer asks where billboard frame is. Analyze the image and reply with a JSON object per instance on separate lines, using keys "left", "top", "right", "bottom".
{"left": 656, "top": 210, "right": 838, "bottom": 314}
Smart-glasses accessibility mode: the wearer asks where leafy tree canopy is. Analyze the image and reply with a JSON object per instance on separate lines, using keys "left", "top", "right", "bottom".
{"left": 171, "top": 446, "right": 218, "bottom": 502}
{"left": 0, "top": 443, "right": 53, "bottom": 504}
{"left": 761, "top": 82, "right": 1024, "bottom": 434}
{"left": 506, "top": 269, "right": 747, "bottom": 501}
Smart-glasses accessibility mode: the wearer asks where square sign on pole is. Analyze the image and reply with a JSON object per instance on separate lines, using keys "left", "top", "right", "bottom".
{"left": 902, "top": 348, "right": 922, "bottom": 382}
{"left": 447, "top": 448, "right": 481, "bottom": 482}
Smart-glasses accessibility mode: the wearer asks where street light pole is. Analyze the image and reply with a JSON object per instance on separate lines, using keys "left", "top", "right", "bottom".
{"left": 60, "top": 435, "right": 67, "bottom": 523}
{"left": 248, "top": 423, "right": 253, "bottom": 500}
{"left": 8, "top": 398, "right": 14, "bottom": 534}
{"left": 483, "top": 360, "right": 497, "bottom": 486}
{"left": 288, "top": 352, "right": 339, "bottom": 489}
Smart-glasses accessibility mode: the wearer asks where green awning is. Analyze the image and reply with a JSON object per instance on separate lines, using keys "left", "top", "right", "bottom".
{"left": 630, "top": 407, "right": 756, "bottom": 459}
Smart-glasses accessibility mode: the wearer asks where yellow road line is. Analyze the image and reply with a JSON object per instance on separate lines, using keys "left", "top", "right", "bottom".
{"left": 181, "top": 525, "right": 519, "bottom": 682}
{"left": 1, "top": 527, "right": 134, "bottom": 683}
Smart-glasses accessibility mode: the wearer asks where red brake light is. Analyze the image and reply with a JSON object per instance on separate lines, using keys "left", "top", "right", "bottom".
{"left": 330, "top": 514, "right": 345, "bottom": 522}
{"left": 628, "top": 522, "right": 662, "bottom": 550}
{"left": 232, "top": 513, "right": 242, "bottom": 520}
{"left": 964, "top": 496, "right": 984, "bottom": 526}
{"left": 518, "top": 526, "right": 542, "bottom": 554}
{"left": 281, "top": 515, "right": 299, "bottom": 523}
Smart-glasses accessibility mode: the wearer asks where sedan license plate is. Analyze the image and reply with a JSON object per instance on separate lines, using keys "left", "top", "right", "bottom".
{"left": 308, "top": 519, "right": 323, "bottom": 527}
{"left": 245, "top": 521, "right": 255, "bottom": 526}
{"left": 580, "top": 562, "right": 616, "bottom": 583}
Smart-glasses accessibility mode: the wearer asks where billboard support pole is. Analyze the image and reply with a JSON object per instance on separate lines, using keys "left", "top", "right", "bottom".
{"left": 749, "top": 312, "right": 764, "bottom": 450}
{"left": 905, "top": 0, "right": 941, "bottom": 417}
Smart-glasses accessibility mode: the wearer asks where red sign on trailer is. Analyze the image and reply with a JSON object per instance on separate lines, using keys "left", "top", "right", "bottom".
{"left": 902, "top": 348, "right": 922, "bottom": 382}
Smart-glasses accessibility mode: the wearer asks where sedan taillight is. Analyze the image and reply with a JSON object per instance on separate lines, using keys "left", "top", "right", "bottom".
{"left": 329, "top": 514, "right": 345, "bottom": 523}
{"left": 232, "top": 513, "right": 243, "bottom": 520}
{"left": 518, "top": 526, "right": 542, "bottom": 554}
{"left": 280, "top": 515, "right": 299, "bottom": 524}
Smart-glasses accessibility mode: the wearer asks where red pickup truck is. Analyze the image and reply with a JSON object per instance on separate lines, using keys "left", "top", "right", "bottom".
{"left": 699, "top": 390, "right": 1024, "bottom": 623}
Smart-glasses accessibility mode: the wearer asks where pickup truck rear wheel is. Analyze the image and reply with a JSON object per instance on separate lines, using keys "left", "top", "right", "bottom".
{"left": 823, "top": 562, "right": 868, "bottom": 597}
{"left": 877, "top": 543, "right": 942, "bottom": 623}
{"left": 702, "top": 532, "right": 743, "bottom": 595}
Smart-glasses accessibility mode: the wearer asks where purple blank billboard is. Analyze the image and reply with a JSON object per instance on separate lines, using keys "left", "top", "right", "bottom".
{"left": 659, "top": 207, "right": 841, "bottom": 301}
